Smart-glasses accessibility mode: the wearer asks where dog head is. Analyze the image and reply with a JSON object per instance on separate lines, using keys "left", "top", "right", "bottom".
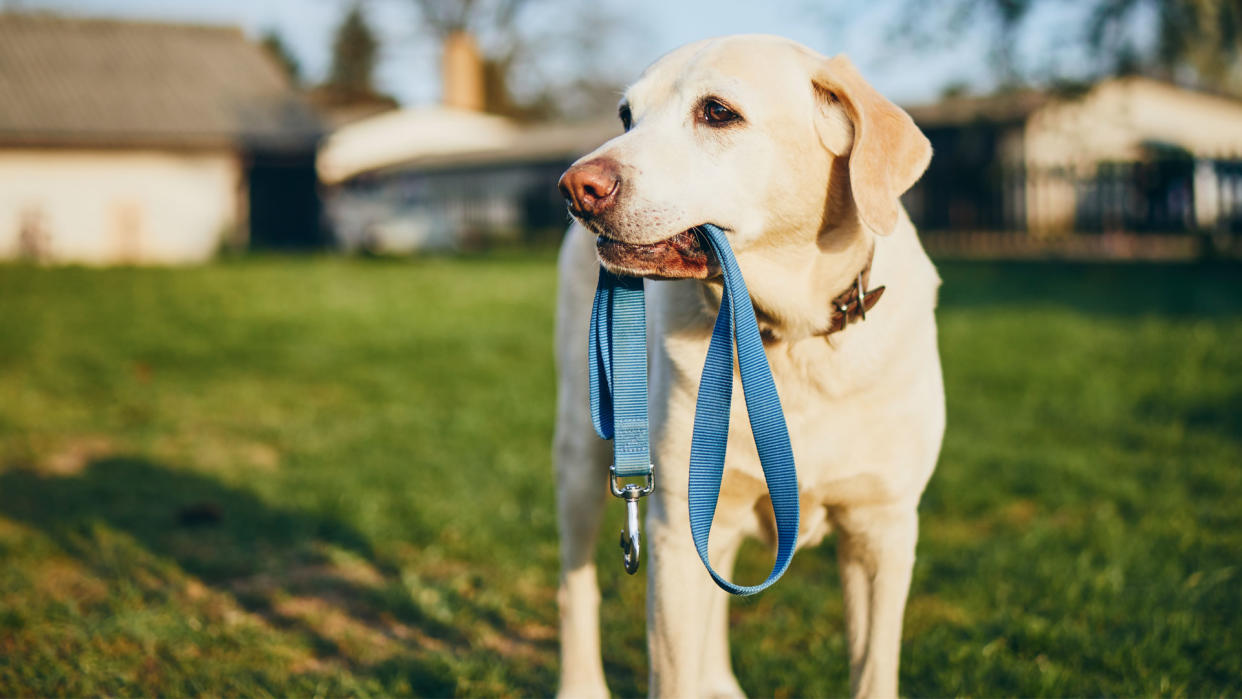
{"left": 558, "top": 35, "right": 930, "bottom": 280}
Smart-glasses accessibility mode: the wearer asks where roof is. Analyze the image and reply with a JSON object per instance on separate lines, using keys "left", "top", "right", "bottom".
{"left": 317, "top": 107, "right": 518, "bottom": 183}
{"left": 317, "top": 106, "right": 621, "bottom": 183}
{"left": 0, "top": 12, "right": 323, "bottom": 149}
{"left": 904, "top": 89, "right": 1049, "bottom": 128}
{"left": 304, "top": 86, "right": 400, "bottom": 129}
{"left": 904, "top": 76, "right": 1242, "bottom": 131}
{"left": 369, "top": 119, "right": 622, "bottom": 175}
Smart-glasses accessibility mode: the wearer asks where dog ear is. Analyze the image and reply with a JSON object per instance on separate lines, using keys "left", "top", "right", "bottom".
{"left": 812, "top": 55, "right": 931, "bottom": 236}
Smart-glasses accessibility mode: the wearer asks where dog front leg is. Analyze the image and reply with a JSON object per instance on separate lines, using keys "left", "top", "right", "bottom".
{"left": 832, "top": 502, "right": 918, "bottom": 699}
{"left": 555, "top": 430, "right": 611, "bottom": 698}
{"left": 699, "top": 532, "right": 745, "bottom": 699}
{"left": 646, "top": 490, "right": 717, "bottom": 698}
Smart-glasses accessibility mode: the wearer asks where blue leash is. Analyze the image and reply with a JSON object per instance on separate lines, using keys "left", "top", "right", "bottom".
{"left": 588, "top": 224, "right": 799, "bottom": 596}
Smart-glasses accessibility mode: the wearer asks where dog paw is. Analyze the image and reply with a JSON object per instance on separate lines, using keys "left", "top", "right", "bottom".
{"left": 702, "top": 675, "right": 747, "bottom": 699}
{"left": 556, "top": 682, "right": 610, "bottom": 699}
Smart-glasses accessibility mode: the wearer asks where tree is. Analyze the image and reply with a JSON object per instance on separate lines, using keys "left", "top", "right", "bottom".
{"left": 1088, "top": 0, "right": 1242, "bottom": 89}
{"left": 895, "top": 0, "right": 1242, "bottom": 95}
{"left": 260, "top": 30, "right": 302, "bottom": 86}
{"left": 328, "top": 2, "right": 380, "bottom": 97}
{"left": 410, "top": 0, "right": 531, "bottom": 38}
{"left": 409, "top": 0, "right": 644, "bottom": 121}
{"left": 408, "top": 0, "right": 542, "bottom": 118}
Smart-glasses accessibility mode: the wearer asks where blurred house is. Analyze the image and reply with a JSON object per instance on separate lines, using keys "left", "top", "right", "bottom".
{"left": 904, "top": 77, "right": 1242, "bottom": 236}
{"left": 0, "top": 13, "right": 324, "bottom": 264}
{"left": 318, "top": 29, "right": 617, "bottom": 253}
{"left": 319, "top": 111, "right": 616, "bottom": 252}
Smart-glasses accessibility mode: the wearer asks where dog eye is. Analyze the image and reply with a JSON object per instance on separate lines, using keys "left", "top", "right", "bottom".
{"left": 700, "top": 98, "right": 741, "bottom": 126}
{"left": 619, "top": 104, "right": 632, "bottom": 131}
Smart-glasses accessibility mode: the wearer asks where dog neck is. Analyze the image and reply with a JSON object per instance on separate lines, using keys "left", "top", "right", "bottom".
{"left": 703, "top": 220, "right": 878, "bottom": 344}
{"left": 807, "top": 246, "right": 884, "bottom": 338}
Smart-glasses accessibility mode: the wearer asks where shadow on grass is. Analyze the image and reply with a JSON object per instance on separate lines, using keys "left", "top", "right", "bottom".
{"left": 936, "top": 260, "right": 1242, "bottom": 318}
{"left": 0, "top": 456, "right": 552, "bottom": 693}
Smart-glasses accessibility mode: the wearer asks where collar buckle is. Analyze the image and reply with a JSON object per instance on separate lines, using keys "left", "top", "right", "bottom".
{"left": 855, "top": 271, "right": 868, "bottom": 322}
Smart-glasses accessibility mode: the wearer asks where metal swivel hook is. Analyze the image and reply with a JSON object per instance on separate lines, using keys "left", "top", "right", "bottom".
{"left": 619, "top": 494, "right": 641, "bottom": 574}
{"left": 610, "top": 465, "right": 653, "bottom": 575}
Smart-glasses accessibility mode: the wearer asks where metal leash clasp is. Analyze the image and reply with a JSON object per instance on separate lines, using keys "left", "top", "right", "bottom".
{"left": 610, "top": 465, "right": 654, "bottom": 574}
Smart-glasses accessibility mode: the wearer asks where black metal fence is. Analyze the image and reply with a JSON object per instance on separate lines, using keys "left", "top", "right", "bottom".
{"left": 906, "top": 156, "right": 1242, "bottom": 235}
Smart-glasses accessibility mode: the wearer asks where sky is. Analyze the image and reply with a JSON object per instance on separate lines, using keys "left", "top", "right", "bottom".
{"left": 10, "top": 0, "right": 1106, "bottom": 111}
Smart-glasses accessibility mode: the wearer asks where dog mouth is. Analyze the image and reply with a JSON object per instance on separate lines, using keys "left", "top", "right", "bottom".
{"left": 595, "top": 228, "right": 721, "bottom": 280}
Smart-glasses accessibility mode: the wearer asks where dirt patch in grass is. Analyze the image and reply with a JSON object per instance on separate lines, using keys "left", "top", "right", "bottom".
{"left": 41, "top": 436, "right": 115, "bottom": 476}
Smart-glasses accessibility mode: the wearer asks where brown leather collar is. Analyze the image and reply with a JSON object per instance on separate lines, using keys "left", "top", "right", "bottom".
{"left": 756, "top": 248, "right": 884, "bottom": 343}
{"left": 819, "top": 248, "right": 884, "bottom": 337}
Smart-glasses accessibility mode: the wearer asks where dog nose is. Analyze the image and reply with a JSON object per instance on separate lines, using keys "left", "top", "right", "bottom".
{"left": 559, "top": 159, "right": 621, "bottom": 217}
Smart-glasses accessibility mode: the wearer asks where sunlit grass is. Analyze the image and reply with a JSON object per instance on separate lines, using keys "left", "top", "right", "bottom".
{"left": 0, "top": 255, "right": 1238, "bottom": 696}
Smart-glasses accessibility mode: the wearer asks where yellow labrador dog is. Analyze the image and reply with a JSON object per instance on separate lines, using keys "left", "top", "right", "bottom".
{"left": 553, "top": 35, "right": 943, "bottom": 698}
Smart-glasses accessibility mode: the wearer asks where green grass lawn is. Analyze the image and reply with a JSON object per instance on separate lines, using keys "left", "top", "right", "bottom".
{"left": 0, "top": 254, "right": 1238, "bottom": 697}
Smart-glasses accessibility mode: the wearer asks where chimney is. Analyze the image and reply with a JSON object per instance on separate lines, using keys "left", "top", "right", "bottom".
{"left": 442, "top": 31, "right": 484, "bottom": 111}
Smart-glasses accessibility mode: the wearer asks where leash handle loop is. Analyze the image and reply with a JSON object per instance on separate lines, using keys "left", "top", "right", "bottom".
{"left": 687, "top": 224, "right": 799, "bottom": 595}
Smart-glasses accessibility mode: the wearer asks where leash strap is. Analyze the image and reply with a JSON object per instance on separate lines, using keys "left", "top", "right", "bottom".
{"left": 588, "top": 224, "right": 799, "bottom": 595}
{"left": 588, "top": 270, "right": 650, "bottom": 477}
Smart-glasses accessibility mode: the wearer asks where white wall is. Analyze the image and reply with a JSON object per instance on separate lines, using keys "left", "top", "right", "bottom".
{"left": 0, "top": 148, "right": 242, "bottom": 264}
{"left": 1025, "top": 78, "right": 1242, "bottom": 167}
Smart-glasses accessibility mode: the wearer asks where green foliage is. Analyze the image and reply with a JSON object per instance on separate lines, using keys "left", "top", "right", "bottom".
{"left": 409, "top": 0, "right": 640, "bottom": 121}
{"left": 328, "top": 3, "right": 379, "bottom": 95}
{"left": 260, "top": 30, "right": 302, "bottom": 86}
{"left": 1088, "top": 0, "right": 1242, "bottom": 86}
{"left": 0, "top": 255, "right": 1238, "bottom": 695}
{"left": 902, "top": 0, "right": 1242, "bottom": 94}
